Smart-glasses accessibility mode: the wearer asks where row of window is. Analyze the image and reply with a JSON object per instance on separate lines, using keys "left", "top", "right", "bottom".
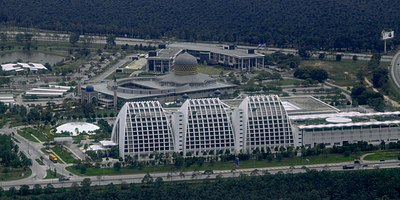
{"left": 248, "top": 140, "right": 293, "bottom": 145}
{"left": 186, "top": 143, "right": 235, "bottom": 149}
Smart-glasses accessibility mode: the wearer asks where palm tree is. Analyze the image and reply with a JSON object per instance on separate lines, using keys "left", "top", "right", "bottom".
{"left": 167, "top": 173, "right": 172, "bottom": 181}
{"left": 250, "top": 169, "right": 260, "bottom": 176}
{"left": 179, "top": 171, "right": 185, "bottom": 180}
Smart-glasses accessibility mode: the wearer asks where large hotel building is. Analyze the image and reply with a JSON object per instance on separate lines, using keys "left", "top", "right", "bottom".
{"left": 111, "top": 95, "right": 295, "bottom": 158}
{"left": 111, "top": 95, "right": 400, "bottom": 159}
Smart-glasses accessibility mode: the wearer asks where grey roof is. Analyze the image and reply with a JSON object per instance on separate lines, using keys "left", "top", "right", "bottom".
{"left": 170, "top": 43, "right": 264, "bottom": 58}
{"left": 91, "top": 77, "right": 236, "bottom": 100}
{"left": 152, "top": 47, "right": 183, "bottom": 59}
{"left": 174, "top": 52, "right": 198, "bottom": 66}
{"left": 158, "top": 73, "right": 214, "bottom": 85}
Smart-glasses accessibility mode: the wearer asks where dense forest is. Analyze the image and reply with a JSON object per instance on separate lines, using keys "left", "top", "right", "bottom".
{"left": 0, "top": 0, "right": 399, "bottom": 51}
{"left": 4, "top": 169, "right": 400, "bottom": 199}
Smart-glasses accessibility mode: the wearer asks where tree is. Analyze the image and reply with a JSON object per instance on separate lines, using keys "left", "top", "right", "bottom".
{"left": 7, "top": 187, "right": 16, "bottom": 198}
{"left": 69, "top": 32, "right": 80, "bottom": 45}
{"left": 142, "top": 172, "right": 153, "bottom": 184}
{"left": 80, "top": 178, "right": 92, "bottom": 196}
{"left": 44, "top": 184, "right": 54, "bottom": 194}
{"left": 310, "top": 68, "right": 328, "bottom": 83}
{"left": 32, "top": 184, "right": 42, "bottom": 195}
{"left": 106, "top": 35, "right": 116, "bottom": 49}
{"left": 372, "top": 68, "right": 388, "bottom": 88}
{"left": 0, "top": 33, "right": 6, "bottom": 43}
{"left": 335, "top": 54, "right": 342, "bottom": 61}
{"left": 318, "top": 53, "right": 325, "bottom": 60}
{"left": 19, "top": 185, "right": 30, "bottom": 196}
{"left": 0, "top": 102, "right": 7, "bottom": 114}
{"left": 113, "top": 161, "right": 121, "bottom": 172}
{"left": 298, "top": 48, "right": 311, "bottom": 60}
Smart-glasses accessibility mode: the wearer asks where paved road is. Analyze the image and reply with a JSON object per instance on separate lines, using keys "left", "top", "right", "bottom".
{"left": 390, "top": 49, "right": 400, "bottom": 89}
{"left": 0, "top": 127, "right": 72, "bottom": 184}
{"left": 0, "top": 145, "right": 398, "bottom": 190}
{"left": 4, "top": 30, "right": 393, "bottom": 62}
{"left": 91, "top": 55, "right": 133, "bottom": 82}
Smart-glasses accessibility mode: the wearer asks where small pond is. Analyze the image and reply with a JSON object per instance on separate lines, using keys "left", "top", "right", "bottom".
{"left": 0, "top": 51, "right": 65, "bottom": 65}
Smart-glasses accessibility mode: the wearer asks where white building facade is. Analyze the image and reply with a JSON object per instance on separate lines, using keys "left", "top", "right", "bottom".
{"left": 111, "top": 101, "right": 175, "bottom": 158}
{"left": 172, "top": 98, "right": 235, "bottom": 156}
{"left": 232, "top": 95, "right": 295, "bottom": 153}
{"left": 298, "top": 121, "right": 400, "bottom": 148}
{"left": 111, "top": 95, "right": 295, "bottom": 159}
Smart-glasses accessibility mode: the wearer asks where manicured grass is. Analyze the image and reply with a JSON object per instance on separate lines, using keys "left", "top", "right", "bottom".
{"left": 45, "top": 169, "right": 63, "bottom": 179}
{"left": 35, "top": 158, "right": 45, "bottom": 166}
{"left": 0, "top": 167, "right": 32, "bottom": 181}
{"left": 17, "top": 128, "right": 40, "bottom": 143}
{"left": 105, "top": 71, "right": 131, "bottom": 80}
{"left": 268, "top": 79, "right": 303, "bottom": 86}
{"left": 17, "top": 127, "right": 50, "bottom": 143}
{"left": 51, "top": 145, "right": 78, "bottom": 164}
{"left": 364, "top": 151, "right": 399, "bottom": 161}
{"left": 67, "top": 153, "right": 359, "bottom": 176}
{"left": 66, "top": 165, "right": 175, "bottom": 176}
{"left": 301, "top": 59, "right": 389, "bottom": 87}
{"left": 197, "top": 65, "right": 228, "bottom": 76}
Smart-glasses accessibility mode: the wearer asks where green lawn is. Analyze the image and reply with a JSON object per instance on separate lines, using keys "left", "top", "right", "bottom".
{"left": 51, "top": 145, "right": 78, "bottom": 164}
{"left": 44, "top": 169, "right": 63, "bottom": 179}
{"left": 0, "top": 167, "right": 32, "bottom": 181}
{"left": 35, "top": 158, "right": 45, "bottom": 166}
{"left": 268, "top": 79, "right": 303, "bottom": 86}
{"left": 67, "top": 153, "right": 359, "bottom": 176}
{"left": 17, "top": 128, "right": 40, "bottom": 143}
{"left": 197, "top": 65, "right": 228, "bottom": 76}
{"left": 17, "top": 127, "right": 50, "bottom": 143}
{"left": 301, "top": 59, "right": 389, "bottom": 87}
{"left": 105, "top": 71, "right": 131, "bottom": 80}
{"left": 364, "top": 151, "right": 399, "bottom": 161}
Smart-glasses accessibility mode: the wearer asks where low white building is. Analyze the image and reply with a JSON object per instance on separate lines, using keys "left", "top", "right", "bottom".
{"left": 1, "top": 63, "right": 47, "bottom": 72}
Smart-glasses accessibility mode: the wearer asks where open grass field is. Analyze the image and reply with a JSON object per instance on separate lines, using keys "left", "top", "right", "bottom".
{"left": 17, "top": 127, "right": 49, "bottom": 143}
{"left": 67, "top": 153, "right": 360, "bottom": 176}
{"left": 197, "top": 65, "right": 228, "bottom": 76}
{"left": 0, "top": 167, "right": 31, "bottom": 181}
{"left": 51, "top": 145, "right": 78, "bottom": 164}
{"left": 301, "top": 59, "right": 389, "bottom": 87}
{"left": 44, "top": 169, "right": 63, "bottom": 179}
{"left": 268, "top": 79, "right": 303, "bottom": 86}
{"left": 364, "top": 151, "right": 399, "bottom": 161}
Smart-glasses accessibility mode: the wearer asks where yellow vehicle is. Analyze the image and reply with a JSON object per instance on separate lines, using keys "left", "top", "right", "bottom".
{"left": 49, "top": 154, "right": 58, "bottom": 163}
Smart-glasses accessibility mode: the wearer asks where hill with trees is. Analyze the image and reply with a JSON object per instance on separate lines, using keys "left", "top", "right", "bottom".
{"left": 0, "top": 0, "right": 399, "bottom": 51}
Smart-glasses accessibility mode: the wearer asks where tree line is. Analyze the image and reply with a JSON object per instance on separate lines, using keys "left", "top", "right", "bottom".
{"left": 3, "top": 168, "right": 400, "bottom": 199}
{"left": 0, "top": 0, "right": 399, "bottom": 51}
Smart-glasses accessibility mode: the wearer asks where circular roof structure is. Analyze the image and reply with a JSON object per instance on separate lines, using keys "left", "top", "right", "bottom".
{"left": 174, "top": 52, "right": 198, "bottom": 75}
{"left": 325, "top": 117, "right": 352, "bottom": 123}
{"left": 56, "top": 122, "right": 100, "bottom": 136}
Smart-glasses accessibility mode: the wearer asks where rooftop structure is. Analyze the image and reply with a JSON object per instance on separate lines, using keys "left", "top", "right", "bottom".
{"left": 290, "top": 111, "right": 400, "bottom": 120}
{"left": 0, "top": 94, "right": 15, "bottom": 105}
{"left": 85, "top": 53, "right": 236, "bottom": 105}
{"left": 25, "top": 86, "right": 69, "bottom": 97}
{"left": 1, "top": 63, "right": 47, "bottom": 72}
{"left": 147, "top": 43, "right": 265, "bottom": 73}
{"left": 281, "top": 96, "right": 340, "bottom": 115}
{"left": 56, "top": 122, "right": 100, "bottom": 136}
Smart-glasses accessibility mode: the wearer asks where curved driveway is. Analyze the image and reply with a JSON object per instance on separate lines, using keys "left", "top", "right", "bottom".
{"left": 390, "top": 50, "right": 400, "bottom": 89}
